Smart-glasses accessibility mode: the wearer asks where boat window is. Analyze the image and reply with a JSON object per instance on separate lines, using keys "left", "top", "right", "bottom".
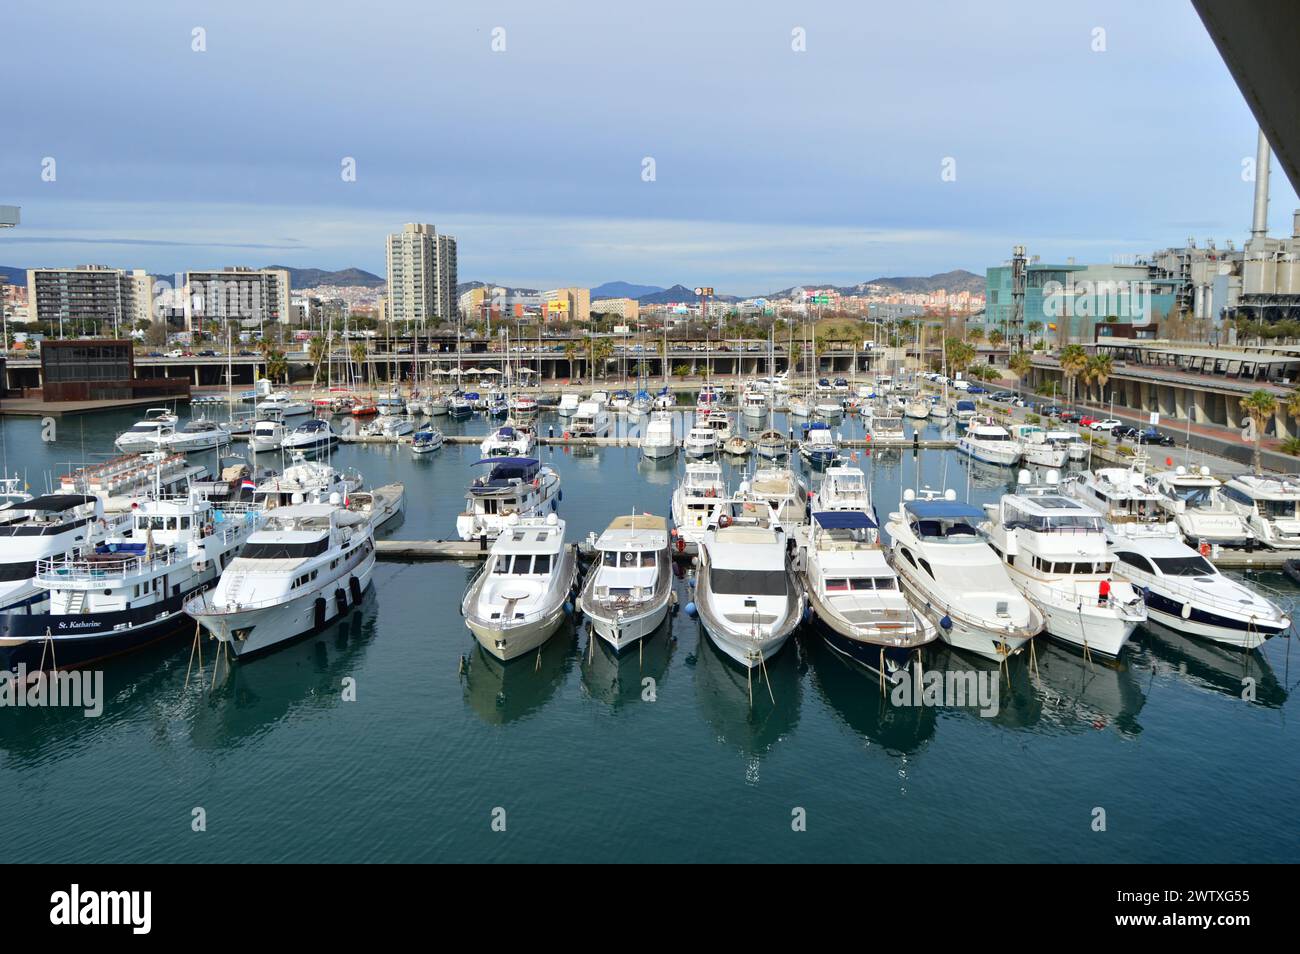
{"left": 900, "top": 548, "right": 917, "bottom": 567}
{"left": 1261, "top": 499, "right": 1299, "bottom": 519}
{"left": 1115, "top": 551, "right": 1154, "bottom": 574}
{"left": 918, "top": 558, "right": 935, "bottom": 578}
{"left": 602, "top": 550, "right": 618, "bottom": 567}
{"left": 861, "top": 577, "right": 895, "bottom": 590}
{"left": 532, "top": 554, "right": 552, "bottom": 574}
{"left": 641, "top": 551, "right": 656, "bottom": 567}
{"left": 510, "top": 556, "right": 534, "bottom": 574}
{"left": 492, "top": 555, "right": 512, "bottom": 574}
{"left": 0, "top": 560, "right": 36, "bottom": 582}
{"left": 621, "top": 551, "right": 638, "bottom": 567}
{"left": 1153, "top": 555, "right": 1215, "bottom": 576}
{"left": 710, "top": 568, "right": 787, "bottom": 596}
{"left": 825, "top": 578, "right": 849, "bottom": 592}
{"left": 240, "top": 538, "right": 330, "bottom": 559}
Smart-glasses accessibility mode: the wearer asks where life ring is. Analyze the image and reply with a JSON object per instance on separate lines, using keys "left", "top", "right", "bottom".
{"left": 1198, "top": 541, "right": 1210, "bottom": 557}
{"left": 718, "top": 514, "right": 733, "bottom": 529}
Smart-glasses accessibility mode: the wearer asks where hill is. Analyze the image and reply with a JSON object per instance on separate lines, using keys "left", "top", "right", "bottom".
{"left": 263, "top": 266, "right": 385, "bottom": 288}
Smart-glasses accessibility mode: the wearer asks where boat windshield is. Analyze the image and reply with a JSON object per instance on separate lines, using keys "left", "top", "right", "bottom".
{"left": 602, "top": 549, "right": 655, "bottom": 567}
{"left": 1153, "top": 555, "right": 1215, "bottom": 576}
{"left": 710, "top": 568, "right": 787, "bottom": 596}
{"left": 824, "top": 576, "right": 896, "bottom": 592}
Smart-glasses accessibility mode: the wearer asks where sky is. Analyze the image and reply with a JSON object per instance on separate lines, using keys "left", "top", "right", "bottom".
{"left": 2, "top": 0, "right": 1297, "bottom": 296}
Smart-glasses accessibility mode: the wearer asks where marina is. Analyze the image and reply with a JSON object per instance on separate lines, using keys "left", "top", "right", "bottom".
{"left": 1, "top": 391, "right": 1298, "bottom": 865}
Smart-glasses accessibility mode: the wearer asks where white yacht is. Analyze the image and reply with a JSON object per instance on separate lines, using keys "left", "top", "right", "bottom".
{"left": 956, "top": 417, "right": 1022, "bottom": 466}
{"left": 693, "top": 505, "right": 804, "bottom": 669}
{"left": 1011, "top": 425, "right": 1068, "bottom": 468}
{"left": 462, "top": 513, "right": 578, "bottom": 661}
{"left": 755, "top": 429, "right": 787, "bottom": 460}
{"left": 280, "top": 418, "right": 340, "bottom": 454}
{"left": 252, "top": 452, "right": 362, "bottom": 508}
{"left": 58, "top": 451, "right": 204, "bottom": 501}
{"left": 114, "top": 408, "right": 179, "bottom": 452}
{"left": 0, "top": 493, "right": 126, "bottom": 614}
{"left": 982, "top": 472, "right": 1146, "bottom": 658}
{"left": 799, "top": 509, "right": 938, "bottom": 678}
{"left": 558, "top": 393, "right": 582, "bottom": 417}
{"left": 380, "top": 416, "right": 416, "bottom": 440}
{"left": 570, "top": 401, "right": 611, "bottom": 438}
{"left": 954, "top": 399, "right": 978, "bottom": 426}
{"left": 1221, "top": 474, "right": 1300, "bottom": 549}
{"left": 455, "top": 457, "right": 562, "bottom": 542}
{"left": 798, "top": 421, "right": 837, "bottom": 467}
{"left": 1154, "top": 466, "right": 1252, "bottom": 547}
{"left": 814, "top": 399, "right": 844, "bottom": 420}
{"left": 261, "top": 391, "right": 312, "bottom": 417}
{"left": 151, "top": 419, "right": 231, "bottom": 453}
{"left": 741, "top": 388, "right": 769, "bottom": 422}
{"left": 640, "top": 411, "right": 677, "bottom": 460}
{"left": 703, "top": 410, "right": 733, "bottom": 444}
{"left": 249, "top": 419, "right": 286, "bottom": 454}
{"left": 684, "top": 425, "right": 719, "bottom": 458}
{"left": 885, "top": 489, "right": 1042, "bottom": 661}
{"left": 813, "top": 462, "right": 872, "bottom": 514}
{"left": 579, "top": 514, "right": 674, "bottom": 652}
{"left": 863, "top": 404, "right": 905, "bottom": 442}
{"left": 902, "top": 395, "right": 930, "bottom": 420}
{"left": 184, "top": 501, "right": 374, "bottom": 658}
{"left": 737, "top": 465, "right": 808, "bottom": 531}
{"left": 411, "top": 425, "right": 444, "bottom": 455}
{"left": 1062, "top": 462, "right": 1169, "bottom": 533}
{"left": 0, "top": 494, "right": 259, "bottom": 672}
{"left": 671, "top": 461, "right": 727, "bottom": 548}
{"left": 481, "top": 423, "right": 536, "bottom": 459}
{"left": 1043, "top": 428, "right": 1088, "bottom": 462}
{"left": 1109, "top": 534, "right": 1289, "bottom": 649}
{"left": 787, "top": 394, "right": 812, "bottom": 419}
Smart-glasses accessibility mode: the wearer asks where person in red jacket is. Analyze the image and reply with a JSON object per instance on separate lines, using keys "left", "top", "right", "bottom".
{"left": 1098, "top": 579, "right": 1111, "bottom": 606}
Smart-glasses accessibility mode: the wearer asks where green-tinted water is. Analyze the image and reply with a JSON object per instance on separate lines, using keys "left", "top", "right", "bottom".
{"left": 1, "top": 407, "right": 1296, "bottom": 862}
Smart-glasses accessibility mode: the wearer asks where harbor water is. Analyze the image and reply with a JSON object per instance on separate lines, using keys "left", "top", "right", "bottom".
{"left": 1, "top": 406, "right": 1297, "bottom": 862}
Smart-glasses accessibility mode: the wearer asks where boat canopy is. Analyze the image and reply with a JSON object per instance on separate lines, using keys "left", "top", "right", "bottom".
{"left": 813, "top": 510, "right": 877, "bottom": 530}
{"left": 5, "top": 493, "right": 94, "bottom": 513}
{"left": 472, "top": 456, "right": 537, "bottom": 468}
{"left": 904, "top": 500, "right": 984, "bottom": 521}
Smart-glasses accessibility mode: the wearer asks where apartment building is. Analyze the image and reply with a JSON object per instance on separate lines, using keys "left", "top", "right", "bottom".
{"left": 184, "top": 267, "right": 291, "bottom": 329}
{"left": 26, "top": 265, "right": 154, "bottom": 333}
{"left": 386, "top": 223, "right": 458, "bottom": 322}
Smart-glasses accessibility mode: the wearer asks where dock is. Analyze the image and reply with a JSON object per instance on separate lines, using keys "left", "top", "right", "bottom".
{"left": 343, "top": 433, "right": 957, "bottom": 451}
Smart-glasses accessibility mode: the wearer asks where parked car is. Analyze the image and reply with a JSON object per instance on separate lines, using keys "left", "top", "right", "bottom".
{"left": 1113, "top": 425, "right": 1140, "bottom": 441}
{"left": 1041, "top": 405, "right": 1063, "bottom": 417}
{"left": 966, "top": 385, "right": 987, "bottom": 395}
{"left": 988, "top": 391, "right": 1014, "bottom": 402}
{"left": 1089, "top": 419, "right": 1123, "bottom": 432}
{"left": 1058, "top": 410, "right": 1081, "bottom": 423}
{"left": 1135, "top": 428, "right": 1175, "bottom": 446}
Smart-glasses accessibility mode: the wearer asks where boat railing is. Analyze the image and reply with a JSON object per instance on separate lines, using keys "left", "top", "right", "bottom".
{"left": 1137, "top": 569, "right": 1270, "bottom": 616}
{"left": 37, "top": 544, "right": 185, "bottom": 582}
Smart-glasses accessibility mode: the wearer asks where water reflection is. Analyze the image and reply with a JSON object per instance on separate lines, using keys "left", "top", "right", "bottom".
{"left": 1138, "top": 623, "right": 1289, "bottom": 708}
{"left": 460, "top": 622, "right": 579, "bottom": 725}
{"left": 691, "top": 622, "right": 801, "bottom": 760}
{"left": 802, "top": 632, "right": 936, "bottom": 755}
{"left": 579, "top": 617, "right": 676, "bottom": 708}
{"left": 1030, "top": 639, "right": 1147, "bottom": 737}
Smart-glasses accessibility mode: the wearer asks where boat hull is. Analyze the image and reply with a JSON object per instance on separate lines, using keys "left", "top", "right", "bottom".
{"left": 584, "top": 598, "right": 671, "bottom": 653}
{"left": 467, "top": 603, "right": 569, "bottom": 661}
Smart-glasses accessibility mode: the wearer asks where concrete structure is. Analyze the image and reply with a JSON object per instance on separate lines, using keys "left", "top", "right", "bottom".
{"left": 184, "top": 267, "right": 291, "bottom": 330}
{"left": 591, "top": 297, "right": 639, "bottom": 322}
{"left": 385, "top": 224, "right": 457, "bottom": 322}
{"left": 26, "top": 265, "right": 154, "bottom": 336}
{"left": 543, "top": 287, "right": 591, "bottom": 322}
{"left": 38, "top": 339, "right": 190, "bottom": 403}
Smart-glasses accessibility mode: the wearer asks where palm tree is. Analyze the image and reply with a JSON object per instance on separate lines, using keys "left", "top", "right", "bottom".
{"left": 1008, "top": 350, "right": 1033, "bottom": 380}
{"left": 1059, "top": 344, "right": 1088, "bottom": 407}
{"left": 967, "top": 326, "right": 984, "bottom": 345}
{"left": 563, "top": 341, "right": 581, "bottom": 380}
{"left": 1242, "top": 389, "right": 1278, "bottom": 474}
{"left": 1084, "top": 353, "right": 1113, "bottom": 403}
{"left": 265, "top": 350, "right": 289, "bottom": 385}
{"left": 1285, "top": 386, "right": 1300, "bottom": 426}
{"left": 988, "top": 328, "right": 1005, "bottom": 350}
{"left": 946, "top": 338, "right": 976, "bottom": 375}
{"left": 307, "top": 335, "right": 329, "bottom": 389}
{"left": 1026, "top": 320, "right": 1043, "bottom": 347}
{"left": 350, "top": 341, "right": 369, "bottom": 386}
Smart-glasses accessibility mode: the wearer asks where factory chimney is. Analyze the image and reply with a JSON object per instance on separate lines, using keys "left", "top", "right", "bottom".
{"left": 1251, "top": 128, "right": 1271, "bottom": 246}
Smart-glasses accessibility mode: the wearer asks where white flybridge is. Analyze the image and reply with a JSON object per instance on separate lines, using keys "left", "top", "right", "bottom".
{"left": 0, "top": 493, "right": 125, "bottom": 613}
{"left": 455, "top": 456, "right": 562, "bottom": 542}
{"left": 260, "top": 391, "right": 312, "bottom": 417}
{"left": 693, "top": 503, "right": 804, "bottom": 670}
{"left": 570, "top": 401, "right": 611, "bottom": 437}
{"left": 798, "top": 509, "right": 938, "bottom": 679}
{"left": 671, "top": 461, "right": 727, "bottom": 548}
{"left": 1221, "top": 474, "right": 1300, "bottom": 548}
{"left": 863, "top": 402, "right": 904, "bottom": 442}
{"left": 736, "top": 464, "right": 808, "bottom": 532}
{"left": 558, "top": 393, "right": 582, "bottom": 417}
{"left": 1153, "top": 466, "right": 1252, "bottom": 547}
{"left": 741, "top": 387, "right": 769, "bottom": 422}
{"left": 461, "top": 513, "right": 578, "bottom": 661}
{"left": 1042, "top": 428, "right": 1088, "bottom": 462}
{"left": 249, "top": 419, "right": 286, "bottom": 453}
{"left": 114, "top": 408, "right": 179, "bottom": 452}
{"left": 480, "top": 423, "right": 535, "bottom": 459}
{"left": 579, "top": 514, "right": 674, "bottom": 652}
{"left": 981, "top": 471, "right": 1146, "bottom": 659}
{"left": 640, "top": 411, "right": 677, "bottom": 460}
{"left": 184, "top": 500, "right": 375, "bottom": 658}
{"left": 684, "top": 424, "right": 719, "bottom": 458}
{"left": 813, "top": 462, "right": 872, "bottom": 514}
{"left": 150, "top": 419, "right": 231, "bottom": 454}
{"left": 956, "top": 417, "right": 1022, "bottom": 466}
{"left": 885, "top": 489, "right": 1042, "bottom": 662}
{"left": 252, "top": 452, "right": 362, "bottom": 509}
